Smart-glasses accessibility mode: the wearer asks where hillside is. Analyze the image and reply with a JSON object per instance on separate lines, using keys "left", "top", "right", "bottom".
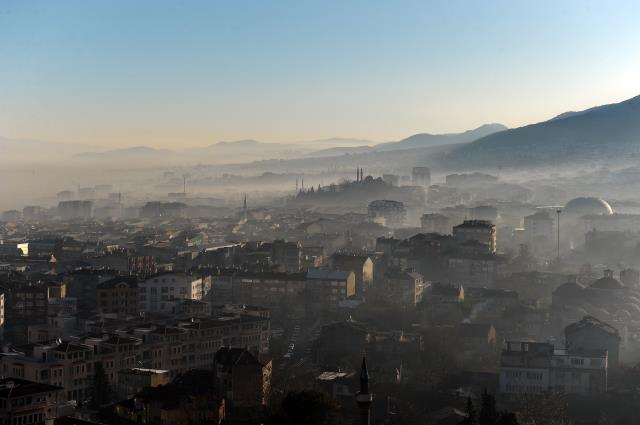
{"left": 375, "top": 123, "right": 507, "bottom": 151}
{"left": 446, "top": 94, "right": 640, "bottom": 168}
{"left": 306, "top": 123, "right": 507, "bottom": 157}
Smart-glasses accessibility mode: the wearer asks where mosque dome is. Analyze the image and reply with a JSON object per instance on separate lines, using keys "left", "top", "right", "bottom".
{"left": 590, "top": 270, "right": 624, "bottom": 290}
{"left": 564, "top": 197, "right": 613, "bottom": 218}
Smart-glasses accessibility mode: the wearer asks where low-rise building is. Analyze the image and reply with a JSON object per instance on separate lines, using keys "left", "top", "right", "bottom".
{"left": 0, "top": 378, "right": 62, "bottom": 425}
{"left": 306, "top": 268, "right": 356, "bottom": 310}
{"left": 381, "top": 270, "right": 426, "bottom": 307}
{"left": 117, "top": 368, "right": 170, "bottom": 400}
{"left": 565, "top": 316, "right": 621, "bottom": 368}
{"left": 499, "top": 340, "right": 607, "bottom": 397}
{"left": 453, "top": 220, "right": 496, "bottom": 254}
{"left": 214, "top": 347, "right": 271, "bottom": 411}
{"left": 330, "top": 253, "right": 374, "bottom": 294}
{"left": 138, "top": 272, "right": 212, "bottom": 314}
{"left": 97, "top": 276, "right": 138, "bottom": 317}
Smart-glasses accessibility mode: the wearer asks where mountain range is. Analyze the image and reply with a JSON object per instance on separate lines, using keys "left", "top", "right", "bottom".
{"left": 65, "top": 125, "right": 510, "bottom": 164}
{"left": 446, "top": 94, "right": 640, "bottom": 168}
{"left": 306, "top": 123, "right": 507, "bottom": 157}
{"left": 3, "top": 94, "right": 640, "bottom": 169}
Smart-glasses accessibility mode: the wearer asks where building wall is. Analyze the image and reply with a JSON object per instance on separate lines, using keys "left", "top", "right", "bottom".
{"left": 139, "top": 274, "right": 209, "bottom": 314}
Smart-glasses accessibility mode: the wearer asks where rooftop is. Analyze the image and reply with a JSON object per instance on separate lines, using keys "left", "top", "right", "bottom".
{"left": 0, "top": 378, "right": 61, "bottom": 398}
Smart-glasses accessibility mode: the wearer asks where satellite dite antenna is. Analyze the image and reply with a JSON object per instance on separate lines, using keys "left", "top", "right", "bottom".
{"left": 536, "top": 205, "right": 563, "bottom": 259}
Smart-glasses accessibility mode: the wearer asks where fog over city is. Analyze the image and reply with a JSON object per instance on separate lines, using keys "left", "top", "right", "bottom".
{"left": 2, "top": 2, "right": 640, "bottom": 425}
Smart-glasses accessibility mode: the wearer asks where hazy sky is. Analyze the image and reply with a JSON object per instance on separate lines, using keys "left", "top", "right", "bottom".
{"left": 1, "top": 0, "right": 639, "bottom": 148}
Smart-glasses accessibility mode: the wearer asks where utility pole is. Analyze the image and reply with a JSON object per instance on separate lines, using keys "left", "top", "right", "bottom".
{"left": 556, "top": 208, "right": 562, "bottom": 259}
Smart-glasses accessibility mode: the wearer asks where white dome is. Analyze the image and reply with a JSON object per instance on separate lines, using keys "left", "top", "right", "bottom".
{"left": 564, "top": 197, "right": 613, "bottom": 217}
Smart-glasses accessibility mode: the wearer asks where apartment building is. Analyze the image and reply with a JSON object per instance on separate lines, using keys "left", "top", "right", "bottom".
{"left": 138, "top": 272, "right": 212, "bottom": 314}
{"left": 96, "top": 276, "right": 138, "bottom": 317}
{"left": 0, "top": 378, "right": 61, "bottom": 425}
{"left": 499, "top": 340, "right": 607, "bottom": 397}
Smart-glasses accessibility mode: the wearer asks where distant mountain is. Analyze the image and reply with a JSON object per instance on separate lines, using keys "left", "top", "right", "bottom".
{"left": 447, "top": 94, "right": 640, "bottom": 168}
{"left": 306, "top": 137, "right": 375, "bottom": 147}
{"left": 375, "top": 123, "right": 508, "bottom": 151}
{"left": 190, "top": 139, "right": 312, "bottom": 162}
{"left": 305, "top": 145, "right": 376, "bottom": 158}
{"left": 306, "top": 124, "right": 507, "bottom": 158}
{"left": 0, "top": 137, "right": 103, "bottom": 162}
{"left": 75, "top": 146, "right": 175, "bottom": 159}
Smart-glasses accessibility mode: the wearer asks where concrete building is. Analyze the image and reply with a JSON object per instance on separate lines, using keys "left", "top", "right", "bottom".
{"left": 420, "top": 213, "right": 450, "bottom": 234}
{"left": 619, "top": 268, "right": 639, "bottom": 288}
{"left": 469, "top": 205, "right": 498, "bottom": 222}
{"left": 221, "top": 271, "right": 306, "bottom": 308}
{"left": 425, "top": 283, "right": 465, "bottom": 323}
{"left": 381, "top": 270, "right": 426, "bottom": 307}
{"left": 271, "top": 239, "right": 302, "bottom": 272}
{"left": 499, "top": 340, "right": 607, "bottom": 397}
{"left": 330, "top": 253, "right": 374, "bottom": 294}
{"left": 96, "top": 276, "right": 138, "bottom": 317}
{"left": 117, "top": 368, "right": 170, "bottom": 400}
{"left": 0, "top": 341, "right": 95, "bottom": 403}
{"left": 114, "top": 370, "right": 225, "bottom": 425}
{"left": 214, "top": 347, "right": 272, "bottom": 410}
{"left": 138, "top": 272, "right": 212, "bottom": 314}
{"left": 382, "top": 174, "right": 400, "bottom": 187}
{"left": 57, "top": 200, "right": 93, "bottom": 220}
{"left": 565, "top": 316, "right": 621, "bottom": 368}
{"left": 411, "top": 167, "right": 431, "bottom": 188}
{"left": 0, "top": 378, "right": 61, "bottom": 425}
{"left": 1, "top": 210, "right": 21, "bottom": 222}
{"left": 139, "top": 202, "right": 186, "bottom": 219}
{"left": 306, "top": 269, "right": 356, "bottom": 310}
{"left": 367, "top": 200, "right": 406, "bottom": 228}
{"left": 453, "top": 220, "right": 497, "bottom": 253}
{"left": 524, "top": 210, "right": 554, "bottom": 244}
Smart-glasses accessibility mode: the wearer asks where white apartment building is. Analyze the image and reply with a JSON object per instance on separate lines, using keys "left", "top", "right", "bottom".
{"left": 138, "top": 272, "right": 212, "bottom": 314}
{"left": 499, "top": 341, "right": 607, "bottom": 397}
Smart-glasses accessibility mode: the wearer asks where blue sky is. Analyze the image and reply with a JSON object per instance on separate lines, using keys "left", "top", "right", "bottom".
{"left": 1, "top": 0, "right": 639, "bottom": 147}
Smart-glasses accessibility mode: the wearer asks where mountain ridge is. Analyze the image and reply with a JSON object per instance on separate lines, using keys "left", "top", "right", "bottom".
{"left": 446, "top": 94, "right": 640, "bottom": 168}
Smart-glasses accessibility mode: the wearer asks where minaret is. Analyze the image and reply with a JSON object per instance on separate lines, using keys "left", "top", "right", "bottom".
{"left": 356, "top": 356, "right": 373, "bottom": 425}
{"left": 243, "top": 194, "right": 248, "bottom": 222}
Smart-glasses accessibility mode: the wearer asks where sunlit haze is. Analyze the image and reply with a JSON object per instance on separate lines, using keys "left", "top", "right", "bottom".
{"left": 1, "top": 0, "right": 639, "bottom": 147}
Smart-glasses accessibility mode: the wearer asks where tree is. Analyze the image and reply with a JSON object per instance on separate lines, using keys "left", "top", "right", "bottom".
{"left": 497, "top": 412, "right": 519, "bottom": 425}
{"left": 89, "top": 361, "right": 112, "bottom": 409}
{"left": 513, "top": 394, "right": 571, "bottom": 425}
{"left": 478, "top": 389, "right": 498, "bottom": 425}
{"left": 269, "top": 390, "right": 343, "bottom": 425}
{"left": 460, "top": 397, "right": 476, "bottom": 425}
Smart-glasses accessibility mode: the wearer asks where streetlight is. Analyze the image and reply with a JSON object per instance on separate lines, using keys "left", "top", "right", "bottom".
{"left": 556, "top": 208, "right": 562, "bottom": 260}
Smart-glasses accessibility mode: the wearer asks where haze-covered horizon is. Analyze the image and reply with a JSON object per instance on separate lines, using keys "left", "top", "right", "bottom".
{"left": 2, "top": 0, "right": 640, "bottom": 148}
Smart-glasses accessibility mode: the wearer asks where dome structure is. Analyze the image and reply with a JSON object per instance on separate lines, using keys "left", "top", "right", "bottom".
{"left": 563, "top": 197, "right": 613, "bottom": 218}
{"left": 553, "top": 281, "right": 585, "bottom": 296}
{"left": 590, "top": 269, "right": 624, "bottom": 290}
